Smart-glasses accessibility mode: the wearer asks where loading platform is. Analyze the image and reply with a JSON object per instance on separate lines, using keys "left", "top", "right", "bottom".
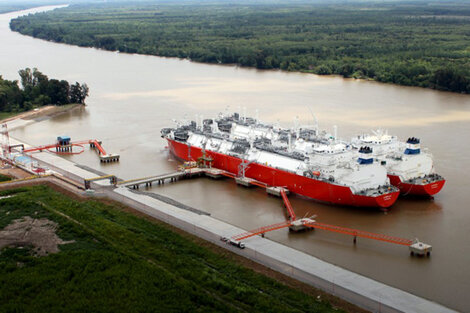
{"left": 89, "top": 139, "right": 120, "bottom": 162}
{"left": 117, "top": 167, "right": 229, "bottom": 189}
{"left": 225, "top": 187, "right": 431, "bottom": 256}
{"left": 18, "top": 137, "right": 120, "bottom": 163}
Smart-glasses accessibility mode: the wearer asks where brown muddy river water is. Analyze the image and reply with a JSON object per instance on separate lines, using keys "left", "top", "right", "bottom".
{"left": 2, "top": 6, "right": 470, "bottom": 311}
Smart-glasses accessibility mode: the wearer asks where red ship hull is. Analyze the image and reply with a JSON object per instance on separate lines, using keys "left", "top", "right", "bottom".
{"left": 167, "top": 139, "right": 399, "bottom": 208}
{"left": 388, "top": 175, "right": 445, "bottom": 196}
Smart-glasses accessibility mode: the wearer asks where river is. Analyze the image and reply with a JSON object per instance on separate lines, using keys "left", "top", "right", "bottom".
{"left": 1, "top": 6, "right": 470, "bottom": 312}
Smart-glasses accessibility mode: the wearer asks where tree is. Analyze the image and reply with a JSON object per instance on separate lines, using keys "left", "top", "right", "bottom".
{"left": 18, "top": 68, "right": 33, "bottom": 89}
{"left": 80, "top": 83, "right": 89, "bottom": 104}
{"left": 1, "top": 69, "right": 89, "bottom": 114}
{"left": 69, "top": 82, "right": 81, "bottom": 104}
{"left": 70, "top": 82, "right": 89, "bottom": 104}
{"left": 32, "top": 68, "right": 48, "bottom": 87}
{"left": 0, "top": 76, "right": 23, "bottom": 112}
{"left": 47, "top": 79, "right": 70, "bottom": 105}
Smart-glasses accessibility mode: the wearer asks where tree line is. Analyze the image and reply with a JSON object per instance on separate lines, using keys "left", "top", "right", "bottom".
{"left": 0, "top": 68, "right": 88, "bottom": 113}
{"left": 9, "top": 2, "right": 470, "bottom": 94}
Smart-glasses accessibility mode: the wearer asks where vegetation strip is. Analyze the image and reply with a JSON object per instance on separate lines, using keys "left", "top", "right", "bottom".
{"left": 0, "top": 68, "right": 88, "bottom": 116}
{"left": 9, "top": 1, "right": 470, "bottom": 93}
{"left": 0, "top": 185, "right": 357, "bottom": 312}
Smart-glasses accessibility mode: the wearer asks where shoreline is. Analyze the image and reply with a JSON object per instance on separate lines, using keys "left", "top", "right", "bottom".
{"left": 0, "top": 103, "right": 84, "bottom": 124}
{"left": 0, "top": 135, "right": 457, "bottom": 313}
{"left": 8, "top": 7, "right": 470, "bottom": 96}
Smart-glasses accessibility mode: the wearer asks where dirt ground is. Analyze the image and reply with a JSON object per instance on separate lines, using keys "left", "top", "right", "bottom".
{"left": 0, "top": 103, "right": 83, "bottom": 123}
{"left": 0, "top": 216, "right": 73, "bottom": 256}
{"left": 0, "top": 164, "right": 31, "bottom": 180}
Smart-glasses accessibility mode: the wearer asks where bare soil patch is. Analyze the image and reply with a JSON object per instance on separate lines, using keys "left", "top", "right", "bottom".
{"left": 0, "top": 165, "right": 31, "bottom": 180}
{"left": 0, "top": 216, "right": 73, "bottom": 256}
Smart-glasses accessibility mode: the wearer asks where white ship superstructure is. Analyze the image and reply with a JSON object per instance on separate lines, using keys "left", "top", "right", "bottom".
{"left": 351, "top": 130, "right": 445, "bottom": 196}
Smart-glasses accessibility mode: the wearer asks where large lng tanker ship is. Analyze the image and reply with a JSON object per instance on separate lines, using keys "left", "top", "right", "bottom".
{"left": 162, "top": 112, "right": 400, "bottom": 208}
{"left": 351, "top": 130, "right": 445, "bottom": 196}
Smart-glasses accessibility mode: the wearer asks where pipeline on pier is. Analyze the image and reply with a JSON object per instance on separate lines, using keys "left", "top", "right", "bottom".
{"left": 19, "top": 136, "right": 120, "bottom": 163}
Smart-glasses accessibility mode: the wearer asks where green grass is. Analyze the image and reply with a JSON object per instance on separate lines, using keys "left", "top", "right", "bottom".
{"left": 0, "top": 185, "right": 342, "bottom": 313}
{"left": 9, "top": 1, "right": 470, "bottom": 93}
{"left": 0, "top": 174, "right": 12, "bottom": 182}
{"left": 0, "top": 111, "right": 16, "bottom": 120}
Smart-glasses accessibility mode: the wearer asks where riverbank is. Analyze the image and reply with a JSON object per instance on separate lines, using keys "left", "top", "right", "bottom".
{"left": 0, "top": 103, "right": 83, "bottom": 124}
{"left": 10, "top": 2, "right": 470, "bottom": 94}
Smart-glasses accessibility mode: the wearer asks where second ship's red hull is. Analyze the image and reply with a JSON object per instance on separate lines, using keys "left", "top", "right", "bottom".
{"left": 167, "top": 139, "right": 399, "bottom": 208}
{"left": 388, "top": 175, "right": 445, "bottom": 196}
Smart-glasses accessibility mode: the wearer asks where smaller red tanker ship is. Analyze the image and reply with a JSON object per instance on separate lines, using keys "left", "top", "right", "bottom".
{"left": 162, "top": 112, "right": 400, "bottom": 208}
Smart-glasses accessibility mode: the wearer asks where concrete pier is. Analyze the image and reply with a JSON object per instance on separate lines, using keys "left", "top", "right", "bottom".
{"left": 235, "top": 176, "right": 254, "bottom": 187}
{"left": 266, "top": 186, "right": 289, "bottom": 197}
{"left": 203, "top": 168, "right": 224, "bottom": 179}
{"left": 99, "top": 154, "right": 120, "bottom": 163}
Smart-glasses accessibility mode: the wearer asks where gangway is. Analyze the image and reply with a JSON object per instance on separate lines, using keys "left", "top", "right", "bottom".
{"left": 231, "top": 220, "right": 293, "bottom": 242}
{"left": 224, "top": 184, "right": 431, "bottom": 256}
{"left": 84, "top": 175, "right": 118, "bottom": 189}
{"left": 302, "top": 221, "right": 413, "bottom": 246}
{"left": 89, "top": 140, "right": 120, "bottom": 163}
{"left": 225, "top": 218, "right": 431, "bottom": 256}
{"left": 280, "top": 189, "right": 296, "bottom": 221}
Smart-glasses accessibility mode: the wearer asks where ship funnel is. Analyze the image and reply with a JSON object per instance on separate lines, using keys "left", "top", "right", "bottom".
{"left": 405, "top": 137, "right": 421, "bottom": 155}
{"left": 333, "top": 125, "right": 338, "bottom": 142}
{"left": 358, "top": 146, "right": 373, "bottom": 164}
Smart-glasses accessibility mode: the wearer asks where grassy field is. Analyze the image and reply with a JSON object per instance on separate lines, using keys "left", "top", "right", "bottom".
{"left": 0, "top": 185, "right": 349, "bottom": 313}
{"left": 0, "top": 112, "right": 15, "bottom": 121}
{"left": 0, "top": 174, "right": 12, "bottom": 182}
{"left": 9, "top": 1, "right": 470, "bottom": 93}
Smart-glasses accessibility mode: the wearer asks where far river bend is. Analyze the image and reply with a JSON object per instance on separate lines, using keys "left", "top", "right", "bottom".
{"left": 1, "top": 6, "right": 470, "bottom": 312}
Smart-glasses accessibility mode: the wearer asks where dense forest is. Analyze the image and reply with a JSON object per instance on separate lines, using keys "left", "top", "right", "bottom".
{"left": 0, "top": 68, "right": 88, "bottom": 114}
{"left": 9, "top": 1, "right": 470, "bottom": 94}
{"left": 0, "top": 185, "right": 345, "bottom": 312}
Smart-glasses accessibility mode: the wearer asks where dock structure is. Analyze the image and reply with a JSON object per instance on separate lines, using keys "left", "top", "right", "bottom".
{"left": 19, "top": 137, "right": 120, "bottom": 163}
{"left": 117, "top": 163, "right": 432, "bottom": 256}
{"left": 235, "top": 176, "right": 255, "bottom": 187}
{"left": 89, "top": 140, "right": 120, "bottom": 163}
{"left": 84, "top": 174, "right": 118, "bottom": 189}
{"left": 117, "top": 168, "right": 207, "bottom": 189}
